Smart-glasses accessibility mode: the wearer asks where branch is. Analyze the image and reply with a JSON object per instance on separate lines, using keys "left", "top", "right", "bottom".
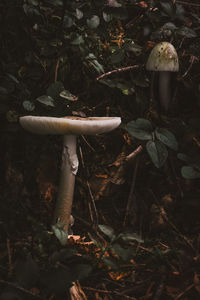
{"left": 96, "top": 65, "right": 139, "bottom": 81}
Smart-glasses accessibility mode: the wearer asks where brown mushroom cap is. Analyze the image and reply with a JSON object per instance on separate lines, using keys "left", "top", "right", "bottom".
{"left": 146, "top": 42, "right": 179, "bottom": 72}
{"left": 20, "top": 116, "right": 121, "bottom": 135}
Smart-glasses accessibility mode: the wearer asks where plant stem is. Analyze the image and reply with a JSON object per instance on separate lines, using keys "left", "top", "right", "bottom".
{"left": 53, "top": 135, "right": 79, "bottom": 231}
{"left": 159, "top": 71, "right": 171, "bottom": 113}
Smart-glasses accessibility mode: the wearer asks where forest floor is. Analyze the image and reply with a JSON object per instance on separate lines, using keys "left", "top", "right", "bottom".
{"left": 0, "top": 1, "right": 200, "bottom": 299}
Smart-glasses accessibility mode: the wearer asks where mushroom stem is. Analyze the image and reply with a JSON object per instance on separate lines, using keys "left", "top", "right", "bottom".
{"left": 53, "top": 134, "right": 79, "bottom": 231}
{"left": 159, "top": 71, "right": 171, "bottom": 113}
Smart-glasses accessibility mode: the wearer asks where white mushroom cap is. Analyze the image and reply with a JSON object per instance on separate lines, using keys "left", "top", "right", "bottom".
{"left": 146, "top": 42, "right": 179, "bottom": 72}
{"left": 20, "top": 116, "right": 121, "bottom": 135}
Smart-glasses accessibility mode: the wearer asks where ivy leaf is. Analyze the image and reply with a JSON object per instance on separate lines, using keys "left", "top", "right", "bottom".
{"left": 76, "top": 8, "right": 83, "bottom": 20}
{"left": 176, "top": 26, "right": 197, "bottom": 38}
{"left": 159, "top": 0, "right": 176, "bottom": 18}
{"left": 107, "top": 0, "right": 122, "bottom": 8}
{"left": 36, "top": 95, "right": 55, "bottom": 107}
{"left": 99, "top": 78, "right": 134, "bottom": 95}
{"left": 63, "top": 15, "right": 73, "bottom": 28}
{"left": 177, "top": 153, "right": 189, "bottom": 162}
{"left": 47, "top": 81, "right": 64, "bottom": 100}
{"left": 60, "top": 90, "right": 78, "bottom": 101}
{"left": 98, "top": 224, "right": 116, "bottom": 240}
{"left": 155, "top": 128, "right": 178, "bottom": 151}
{"left": 181, "top": 166, "right": 200, "bottom": 179}
{"left": 126, "top": 119, "right": 153, "bottom": 140}
{"left": 146, "top": 140, "right": 168, "bottom": 168}
{"left": 73, "top": 264, "right": 93, "bottom": 281}
{"left": 86, "top": 53, "right": 104, "bottom": 74}
{"left": 162, "top": 22, "right": 177, "bottom": 31}
{"left": 119, "top": 232, "right": 144, "bottom": 243}
{"left": 110, "top": 49, "right": 125, "bottom": 64}
{"left": 52, "top": 223, "right": 68, "bottom": 246}
{"left": 87, "top": 15, "right": 100, "bottom": 29}
{"left": 15, "top": 255, "right": 39, "bottom": 288}
{"left": 111, "top": 243, "right": 133, "bottom": 261}
{"left": 71, "top": 35, "right": 84, "bottom": 45}
{"left": 102, "top": 257, "right": 119, "bottom": 270}
{"left": 23, "top": 101, "right": 35, "bottom": 111}
{"left": 103, "top": 12, "right": 112, "bottom": 22}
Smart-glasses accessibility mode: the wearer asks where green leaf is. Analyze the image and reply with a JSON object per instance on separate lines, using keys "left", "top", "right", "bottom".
{"left": 60, "top": 90, "right": 78, "bottom": 101}
{"left": 73, "top": 264, "right": 93, "bottom": 281}
{"left": 15, "top": 254, "right": 39, "bottom": 288}
{"left": 126, "top": 119, "right": 153, "bottom": 140}
{"left": 119, "top": 232, "right": 144, "bottom": 243}
{"left": 23, "top": 101, "right": 35, "bottom": 111}
{"left": 162, "top": 22, "right": 177, "bottom": 30}
{"left": 7, "top": 74, "right": 19, "bottom": 84}
{"left": 146, "top": 140, "right": 168, "bottom": 168}
{"left": 71, "top": 35, "right": 84, "bottom": 45}
{"left": 52, "top": 223, "right": 68, "bottom": 246}
{"left": 50, "top": 249, "right": 78, "bottom": 263}
{"left": 47, "top": 81, "right": 64, "bottom": 100}
{"left": 42, "top": 266, "right": 72, "bottom": 293}
{"left": 111, "top": 243, "right": 133, "bottom": 261}
{"left": 36, "top": 95, "right": 55, "bottom": 107}
{"left": 125, "top": 43, "right": 142, "bottom": 55}
{"left": 87, "top": 15, "right": 100, "bottom": 29}
{"left": 107, "top": 0, "right": 122, "bottom": 8}
{"left": 155, "top": 128, "right": 178, "bottom": 151}
{"left": 6, "top": 110, "right": 19, "bottom": 122}
{"left": 86, "top": 53, "right": 104, "bottom": 74}
{"left": 176, "top": 26, "right": 197, "bottom": 38}
{"left": 76, "top": 8, "right": 83, "bottom": 20}
{"left": 106, "top": 7, "right": 128, "bottom": 20}
{"left": 102, "top": 257, "right": 119, "bottom": 270}
{"left": 98, "top": 225, "right": 116, "bottom": 240}
{"left": 181, "top": 166, "right": 200, "bottom": 179}
{"left": 110, "top": 49, "right": 125, "bottom": 64}
{"left": 159, "top": 0, "right": 176, "bottom": 18}
{"left": 103, "top": 12, "right": 112, "bottom": 22}
{"left": 177, "top": 153, "right": 189, "bottom": 162}
{"left": 63, "top": 16, "right": 73, "bottom": 28}
{"left": 99, "top": 78, "right": 134, "bottom": 94}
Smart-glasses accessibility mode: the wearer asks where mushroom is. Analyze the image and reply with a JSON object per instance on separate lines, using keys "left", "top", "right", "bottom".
{"left": 19, "top": 116, "right": 121, "bottom": 233}
{"left": 146, "top": 41, "right": 179, "bottom": 113}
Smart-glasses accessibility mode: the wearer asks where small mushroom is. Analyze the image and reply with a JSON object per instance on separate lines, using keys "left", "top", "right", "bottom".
{"left": 146, "top": 41, "right": 179, "bottom": 113}
{"left": 20, "top": 116, "right": 121, "bottom": 233}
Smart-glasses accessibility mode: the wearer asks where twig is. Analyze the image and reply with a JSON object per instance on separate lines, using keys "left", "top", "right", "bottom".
{"left": 193, "top": 136, "right": 200, "bottom": 148}
{"left": 96, "top": 65, "right": 139, "bottom": 81}
{"left": 153, "top": 275, "right": 166, "bottom": 300}
{"left": 54, "top": 58, "right": 60, "bottom": 82}
{"left": 33, "top": 53, "right": 47, "bottom": 72}
{"left": 6, "top": 238, "right": 13, "bottom": 277}
{"left": 123, "top": 156, "right": 140, "bottom": 226}
{"left": 149, "top": 190, "right": 195, "bottom": 251}
{"left": 176, "top": 0, "right": 200, "bottom": 6}
{"left": 79, "top": 145, "right": 98, "bottom": 226}
{"left": 125, "top": 13, "right": 144, "bottom": 28}
{"left": 181, "top": 55, "right": 195, "bottom": 78}
{"left": 168, "top": 153, "right": 184, "bottom": 198}
{"left": 83, "top": 286, "right": 137, "bottom": 300}
{"left": 87, "top": 180, "right": 99, "bottom": 226}
{"left": 144, "top": 281, "right": 155, "bottom": 299}
{"left": 0, "top": 280, "right": 44, "bottom": 299}
{"left": 126, "top": 145, "right": 143, "bottom": 162}
{"left": 81, "top": 135, "right": 95, "bottom": 152}
{"left": 174, "top": 283, "right": 195, "bottom": 300}
{"left": 70, "top": 281, "right": 88, "bottom": 300}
